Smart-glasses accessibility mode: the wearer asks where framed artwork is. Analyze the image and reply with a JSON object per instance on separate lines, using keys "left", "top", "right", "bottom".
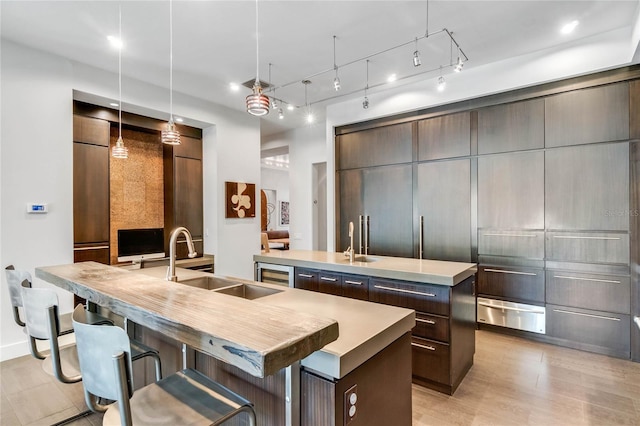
{"left": 225, "top": 181, "right": 256, "bottom": 218}
{"left": 280, "top": 201, "right": 290, "bottom": 226}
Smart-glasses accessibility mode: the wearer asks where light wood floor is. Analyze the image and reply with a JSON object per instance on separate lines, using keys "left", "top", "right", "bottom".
{"left": 1, "top": 330, "right": 639, "bottom": 425}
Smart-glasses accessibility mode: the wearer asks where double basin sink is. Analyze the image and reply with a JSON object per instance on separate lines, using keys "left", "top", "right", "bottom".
{"left": 177, "top": 275, "right": 282, "bottom": 300}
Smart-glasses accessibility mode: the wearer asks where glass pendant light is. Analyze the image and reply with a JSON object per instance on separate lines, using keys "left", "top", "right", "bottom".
{"left": 246, "top": 0, "right": 270, "bottom": 116}
{"left": 362, "top": 60, "right": 370, "bottom": 110}
{"left": 413, "top": 38, "right": 421, "bottom": 67}
{"left": 333, "top": 36, "right": 341, "bottom": 91}
{"left": 112, "top": 6, "right": 128, "bottom": 159}
{"left": 303, "top": 80, "right": 313, "bottom": 123}
{"left": 162, "top": 0, "right": 181, "bottom": 145}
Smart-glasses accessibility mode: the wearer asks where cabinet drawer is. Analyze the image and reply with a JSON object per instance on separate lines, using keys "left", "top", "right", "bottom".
{"left": 317, "top": 271, "right": 342, "bottom": 296}
{"left": 547, "top": 304, "right": 630, "bottom": 354}
{"left": 370, "top": 279, "right": 450, "bottom": 316}
{"left": 341, "top": 273, "right": 369, "bottom": 301}
{"left": 412, "top": 337, "right": 450, "bottom": 385}
{"left": 546, "top": 232, "right": 629, "bottom": 265}
{"left": 294, "top": 268, "right": 319, "bottom": 292}
{"left": 478, "top": 266, "right": 545, "bottom": 303}
{"left": 478, "top": 230, "right": 544, "bottom": 259}
{"left": 413, "top": 312, "right": 449, "bottom": 342}
{"left": 546, "top": 271, "right": 630, "bottom": 314}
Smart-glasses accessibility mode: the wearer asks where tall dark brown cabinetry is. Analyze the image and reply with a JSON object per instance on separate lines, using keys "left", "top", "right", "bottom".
{"left": 73, "top": 115, "right": 110, "bottom": 264}
{"left": 335, "top": 67, "right": 640, "bottom": 361}
{"left": 164, "top": 135, "right": 204, "bottom": 259}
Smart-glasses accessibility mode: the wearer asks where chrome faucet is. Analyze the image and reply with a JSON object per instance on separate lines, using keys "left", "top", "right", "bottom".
{"left": 166, "top": 227, "right": 198, "bottom": 282}
{"left": 344, "top": 221, "right": 355, "bottom": 263}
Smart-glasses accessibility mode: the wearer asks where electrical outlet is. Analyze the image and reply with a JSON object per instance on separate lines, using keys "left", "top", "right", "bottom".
{"left": 344, "top": 384, "right": 357, "bottom": 425}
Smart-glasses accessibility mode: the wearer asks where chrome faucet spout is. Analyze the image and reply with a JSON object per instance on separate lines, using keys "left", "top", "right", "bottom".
{"left": 166, "top": 227, "right": 197, "bottom": 282}
{"left": 343, "top": 221, "right": 355, "bottom": 263}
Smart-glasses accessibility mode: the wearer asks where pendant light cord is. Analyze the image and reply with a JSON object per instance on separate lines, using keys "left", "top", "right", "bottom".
{"left": 169, "top": 0, "right": 173, "bottom": 121}
{"left": 118, "top": 5, "right": 122, "bottom": 138}
{"left": 255, "top": 0, "right": 260, "bottom": 85}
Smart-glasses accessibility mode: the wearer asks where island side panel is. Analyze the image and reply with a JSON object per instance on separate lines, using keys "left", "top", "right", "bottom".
{"left": 449, "top": 275, "right": 477, "bottom": 392}
{"left": 301, "top": 333, "right": 412, "bottom": 426}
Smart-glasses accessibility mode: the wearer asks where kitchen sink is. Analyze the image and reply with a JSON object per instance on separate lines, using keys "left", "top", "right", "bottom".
{"left": 341, "top": 255, "right": 379, "bottom": 263}
{"left": 215, "top": 283, "right": 283, "bottom": 300}
{"left": 178, "top": 276, "right": 240, "bottom": 290}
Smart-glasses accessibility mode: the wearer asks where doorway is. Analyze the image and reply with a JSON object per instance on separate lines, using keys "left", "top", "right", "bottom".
{"left": 312, "top": 162, "right": 327, "bottom": 251}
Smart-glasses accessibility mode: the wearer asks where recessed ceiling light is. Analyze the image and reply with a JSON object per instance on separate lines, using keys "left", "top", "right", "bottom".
{"left": 387, "top": 74, "right": 397, "bottom": 83}
{"left": 175, "top": 117, "right": 184, "bottom": 123}
{"left": 107, "top": 35, "right": 123, "bottom": 50}
{"left": 109, "top": 102, "right": 119, "bottom": 107}
{"left": 561, "top": 20, "right": 579, "bottom": 35}
{"left": 229, "top": 83, "right": 240, "bottom": 92}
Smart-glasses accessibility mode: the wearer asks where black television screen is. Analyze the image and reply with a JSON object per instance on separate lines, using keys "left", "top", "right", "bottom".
{"left": 117, "top": 228, "right": 165, "bottom": 262}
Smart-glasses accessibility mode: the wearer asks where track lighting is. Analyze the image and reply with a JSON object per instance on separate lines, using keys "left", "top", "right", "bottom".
{"left": 363, "top": 60, "right": 370, "bottom": 109}
{"left": 413, "top": 38, "right": 421, "bottom": 67}
{"left": 272, "top": 99, "right": 278, "bottom": 109}
{"left": 332, "top": 36, "right": 341, "bottom": 91}
{"left": 246, "top": 0, "right": 270, "bottom": 116}
{"left": 278, "top": 108, "right": 284, "bottom": 119}
{"left": 437, "top": 76, "right": 446, "bottom": 92}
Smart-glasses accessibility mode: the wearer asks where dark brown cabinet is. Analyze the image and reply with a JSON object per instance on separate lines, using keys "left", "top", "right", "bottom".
{"left": 295, "top": 268, "right": 319, "bottom": 292}
{"left": 341, "top": 273, "right": 369, "bottom": 301}
{"left": 164, "top": 136, "right": 204, "bottom": 258}
{"left": 370, "top": 276, "right": 475, "bottom": 394}
{"left": 416, "top": 159, "right": 471, "bottom": 262}
{"left": 339, "top": 165, "right": 413, "bottom": 258}
{"left": 477, "top": 265, "right": 545, "bottom": 304}
{"left": 545, "top": 82, "right": 630, "bottom": 148}
{"left": 73, "top": 115, "right": 110, "bottom": 264}
{"left": 336, "top": 122, "right": 413, "bottom": 170}
{"left": 295, "top": 268, "right": 369, "bottom": 300}
{"left": 477, "top": 99, "right": 544, "bottom": 154}
{"left": 417, "top": 112, "right": 470, "bottom": 160}
{"left": 545, "top": 143, "right": 629, "bottom": 231}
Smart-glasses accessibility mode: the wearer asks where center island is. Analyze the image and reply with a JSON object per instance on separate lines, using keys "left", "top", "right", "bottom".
{"left": 36, "top": 261, "right": 415, "bottom": 426}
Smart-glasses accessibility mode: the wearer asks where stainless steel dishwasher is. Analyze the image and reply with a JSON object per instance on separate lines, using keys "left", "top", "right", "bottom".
{"left": 255, "top": 262, "right": 294, "bottom": 287}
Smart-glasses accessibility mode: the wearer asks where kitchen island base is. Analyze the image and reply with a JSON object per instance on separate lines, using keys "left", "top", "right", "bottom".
{"left": 135, "top": 323, "right": 412, "bottom": 426}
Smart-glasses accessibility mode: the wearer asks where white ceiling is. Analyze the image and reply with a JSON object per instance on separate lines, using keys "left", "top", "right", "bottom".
{"left": 2, "top": 1, "right": 639, "bottom": 136}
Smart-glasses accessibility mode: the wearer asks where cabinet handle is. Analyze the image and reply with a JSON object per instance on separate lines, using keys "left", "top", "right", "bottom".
{"left": 73, "top": 245, "right": 109, "bottom": 251}
{"left": 553, "top": 275, "right": 621, "bottom": 284}
{"left": 298, "top": 274, "right": 314, "bottom": 278}
{"left": 552, "top": 235, "right": 621, "bottom": 240}
{"left": 365, "top": 215, "right": 370, "bottom": 256}
{"left": 478, "top": 302, "right": 545, "bottom": 314}
{"left": 416, "top": 318, "right": 436, "bottom": 325}
{"left": 483, "top": 233, "right": 537, "bottom": 238}
{"left": 344, "top": 280, "right": 363, "bottom": 286}
{"left": 411, "top": 342, "right": 436, "bottom": 351}
{"left": 320, "top": 277, "right": 338, "bottom": 282}
{"left": 553, "top": 309, "right": 621, "bottom": 322}
{"left": 419, "top": 215, "right": 424, "bottom": 260}
{"left": 484, "top": 268, "right": 537, "bottom": 276}
{"left": 374, "top": 284, "right": 436, "bottom": 297}
{"left": 358, "top": 215, "right": 363, "bottom": 255}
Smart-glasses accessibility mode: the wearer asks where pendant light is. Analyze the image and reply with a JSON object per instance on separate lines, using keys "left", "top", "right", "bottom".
{"left": 162, "top": 0, "right": 180, "bottom": 145}
{"left": 246, "top": 0, "right": 270, "bottom": 116}
{"left": 112, "top": 5, "right": 128, "bottom": 159}
{"left": 412, "top": 37, "right": 421, "bottom": 67}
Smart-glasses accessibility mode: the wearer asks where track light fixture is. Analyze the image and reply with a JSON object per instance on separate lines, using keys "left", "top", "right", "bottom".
{"left": 246, "top": 0, "right": 270, "bottom": 116}
{"left": 333, "top": 36, "right": 341, "bottom": 91}
{"left": 269, "top": 63, "right": 278, "bottom": 109}
{"left": 454, "top": 56, "right": 464, "bottom": 73}
{"left": 278, "top": 108, "right": 284, "bottom": 119}
{"left": 112, "top": 6, "right": 128, "bottom": 159}
{"left": 162, "top": 0, "right": 181, "bottom": 145}
{"left": 303, "top": 80, "right": 313, "bottom": 123}
{"left": 413, "top": 38, "right": 421, "bottom": 67}
{"left": 437, "top": 76, "right": 446, "bottom": 92}
{"left": 363, "top": 60, "right": 370, "bottom": 109}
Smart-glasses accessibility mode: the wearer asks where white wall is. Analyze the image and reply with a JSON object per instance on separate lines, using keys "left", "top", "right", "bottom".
{"left": 261, "top": 167, "right": 289, "bottom": 230}
{"left": 0, "top": 40, "right": 260, "bottom": 360}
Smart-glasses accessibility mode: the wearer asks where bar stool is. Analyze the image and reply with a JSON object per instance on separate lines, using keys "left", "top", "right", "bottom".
{"left": 72, "top": 304, "right": 257, "bottom": 426}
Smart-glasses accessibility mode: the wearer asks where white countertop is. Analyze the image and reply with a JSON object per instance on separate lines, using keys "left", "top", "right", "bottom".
{"left": 255, "top": 250, "right": 477, "bottom": 286}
